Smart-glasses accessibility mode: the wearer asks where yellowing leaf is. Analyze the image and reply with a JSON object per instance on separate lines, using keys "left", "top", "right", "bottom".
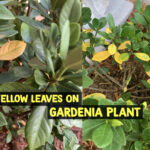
{"left": 108, "top": 44, "right": 117, "bottom": 55}
{"left": 146, "top": 71, "right": 150, "bottom": 77}
{"left": 0, "top": 40, "right": 26, "bottom": 60}
{"left": 142, "top": 101, "right": 147, "bottom": 109}
{"left": 118, "top": 41, "right": 131, "bottom": 50}
{"left": 109, "top": 119, "right": 123, "bottom": 127}
{"left": 83, "top": 93, "right": 106, "bottom": 100}
{"left": 123, "top": 87, "right": 127, "bottom": 92}
{"left": 83, "top": 29, "right": 93, "bottom": 33}
{"left": 100, "top": 37, "right": 109, "bottom": 45}
{"left": 114, "top": 52, "right": 122, "bottom": 64}
{"left": 92, "top": 51, "right": 110, "bottom": 62}
{"left": 134, "top": 53, "right": 150, "bottom": 62}
{"left": 82, "top": 42, "right": 90, "bottom": 51}
{"left": 126, "top": 100, "right": 134, "bottom": 105}
{"left": 147, "top": 78, "right": 150, "bottom": 84}
{"left": 106, "top": 28, "right": 112, "bottom": 34}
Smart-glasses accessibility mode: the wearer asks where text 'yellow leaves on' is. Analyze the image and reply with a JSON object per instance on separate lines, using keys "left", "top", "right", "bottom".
{"left": 118, "top": 41, "right": 131, "bottom": 50}
{"left": 108, "top": 44, "right": 117, "bottom": 55}
{"left": 82, "top": 42, "right": 90, "bottom": 51}
{"left": 134, "top": 53, "right": 150, "bottom": 62}
{"left": 92, "top": 51, "right": 110, "bottom": 62}
{"left": 114, "top": 52, "right": 122, "bottom": 64}
{"left": 0, "top": 40, "right": 26, "bottom": 60}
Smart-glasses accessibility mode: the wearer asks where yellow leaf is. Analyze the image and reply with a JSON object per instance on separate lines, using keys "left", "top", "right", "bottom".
{"left": 123, "top": 87, "right": 127, "bottom": 92}
{"left": 142, "top": 101, "right": 147, "bottom": 109}
{"left": 83, "top": 93, "right": 106, "bottom": 100}
{"left": 127, "top": 21, "right": 134, "bottom": 25}
{"left": 0, "top": 40, "right": 26, "bottom": 60}
{"left": 108, "top": 44, "right": 117, "bottom": 55}
{"left": 92, "top": 51, "right": 110, "bottom": 62}
{"left": 118, "top": 41, "right": 131, "bottom": 50}
{"left": 147, "top": 78, "right": 150, "bottom": 84}
{"left": 82, "top": 42, "right": 90, "bottom": 51}
{"left": 134, "top": 53, "right": 150, "bottom": 62}
{"left": 119, "top": 65, "right": 123, "bottom": 70}
{"left": 100, "top": 37, "right": 109, "bottom": 45}
{"left": 114, "top": 52, "right": 122, "bottom": 64}
{"left": 126, "top": 100, "right": 134, "bottom": 105}
{"left": 146, "top": 71, "right": 150, "bottom": 77}
{"left": 83, "top": 29, "right": 93, "bottom": 33}
{"left": 109, "top": 119, "right": 123, "bottom": 127}
{"left": 106, "top": 28, "right": 112, "bottom": 34}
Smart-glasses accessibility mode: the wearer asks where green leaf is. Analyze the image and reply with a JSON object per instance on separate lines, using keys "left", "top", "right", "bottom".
{"left": 45, "top": 50, "right": 55, "bottom": 75}
{"left": 64, "top": 46, "right": 82, "bottom": 70}
{"left": 135, "top": 0, "right": 142, "bottom": 12}
{"left": 60, "top": 20, "right": 70, "bottom": 60}
{"left": 83, "top": 73, "right": 93, "bottom": 88}
{"left": 70, "top": 22, "right": 81, "bottom": 47}
{"left": 21, "top": 23, "right": 35, "bottom": 43}
{"left": 25, "top": 106, "right": 53, "bottom": 150}
{"left": 120, "top": 53, "right": 130, "bottom": 62}
{"left": 59, "top": 0, "right": 81, "bottom": 31}
{"left": 121, "top": 119, "right": 132, "bottom": 132}
{"left": 142, "top": 127, "right": 150, "bottom": 144}
{"left": 6, "top": 132, "right": 12, "bottom": 143}
{"left": 62, "top": 71, "right": 82, "bottom": 86}
{"left": 57, "top": 82, "right": 81, "bottom": 92}
{"left": 82, "top": 7, "right": 91, "bottom": 24}
{"left": 134, "top": 13, "right": 147, "bottom": 26}
{"left": 34, "top": 69, "right": 48, "bottom": 86}
{"left": 143, "top": 5, "right": 150, "bottom": 23}
{"left": 0, "top": 112, "right": 7, "bottom": 127}
{"left": 49, "top": 23, "right": 59, "bottom": 54}
{"left": 33, "top": 38, "right": 46, "bottom": 63}
{"left": 83, "top": 119, "right": 105, "bottom": 141}
{"left": 40, "top": 0, "right": 51, "bottom": 10}
{"left": 18, "top": 16, "right": 46, "bottom": 30}
{"left": 112, "top": 126, "right": 126, "bottom": 146}
{"left": 107, "top": 13, "right": 115, "bottom": 29}
{"left": 134, "top": 141, "right": 142, "bottom": 150}
{"left": 0, "top": 4, "right": 15, "bottom": 20}
{"left": 0, "top": 82, "right": 36, "bottom": 92}
{"left": 142, "top": 80, "right": 150, "bottom": 89}
{"left": 30, "top": 0, "right": 51, "bottom": 19}
{"left": 92, "top": 123, "right": 113, "bottom": 148}
{"left": 104, "top": 140, "right": 122, "bottom": 150}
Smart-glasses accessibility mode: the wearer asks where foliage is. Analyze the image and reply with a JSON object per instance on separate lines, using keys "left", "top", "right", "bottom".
{"left": 0, "top": 0, "right": 82, "bottom": 149}
{"left": 83, "top": 93, "right": 150, "bottom": 150}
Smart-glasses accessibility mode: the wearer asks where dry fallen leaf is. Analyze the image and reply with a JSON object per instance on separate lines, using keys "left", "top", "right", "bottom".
{"left": 0, "top": 40, "right": 26, "bottom": 60}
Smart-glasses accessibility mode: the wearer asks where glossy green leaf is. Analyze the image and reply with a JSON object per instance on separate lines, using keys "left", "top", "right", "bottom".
{"left": 142, "top": 127, "right": 150, "bottom": 143}
{"left": 60, "top": 20, "right": 70, "bottom": 60}
{"left": 59, "top": 0, "right": 81, "bottom": 31}
{"left": 70, "top": 22, "right": 81, "bottom": 47}
{"left": 92, "top": 123, "right": 113, "bottom": 148}
{"left": 34, "top": 69, "right": 48, "bottom": 86}
{"left": 112, "top": 127, "right": 126, "bottom": 146}
{"left": 134, "top": 141, "right": 142, "bottom": 150}
{"left": 83, "top": 119, "right": 105, "bottom": 141}
{"left": 25, "top": 106, "right": 53, "bottom": 150}
{"left": 82, "top": 7, "right": 91, "bottom": 24}
{"left": 134, "top": 13, "right": 147, "bottom": 26}
{"left": 33, "top": 38, "right": 46, "bottom": 63}
{"left": 6, "top": 132, "right": 12, "bottom": 143}
{"left": 0, "top": 4, "right": 15, "bottom": 20}
{"left": 104, "top": 140, "right": 122, "bottom": 150}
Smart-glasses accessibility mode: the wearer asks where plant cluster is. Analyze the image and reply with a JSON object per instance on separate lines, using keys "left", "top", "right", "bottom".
{"left": 0, "top": 0, "right": 82, "bottom": 149}
{"left": 82, "top": 1, "right": 150, "bottom": 98}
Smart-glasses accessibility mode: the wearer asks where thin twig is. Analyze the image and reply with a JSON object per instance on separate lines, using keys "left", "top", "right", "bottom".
{"left": 88, "top": 87, "right": 117, "bottom": 92}
{"left": 131, "top": 95, "right": 150, "bottom": 99}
